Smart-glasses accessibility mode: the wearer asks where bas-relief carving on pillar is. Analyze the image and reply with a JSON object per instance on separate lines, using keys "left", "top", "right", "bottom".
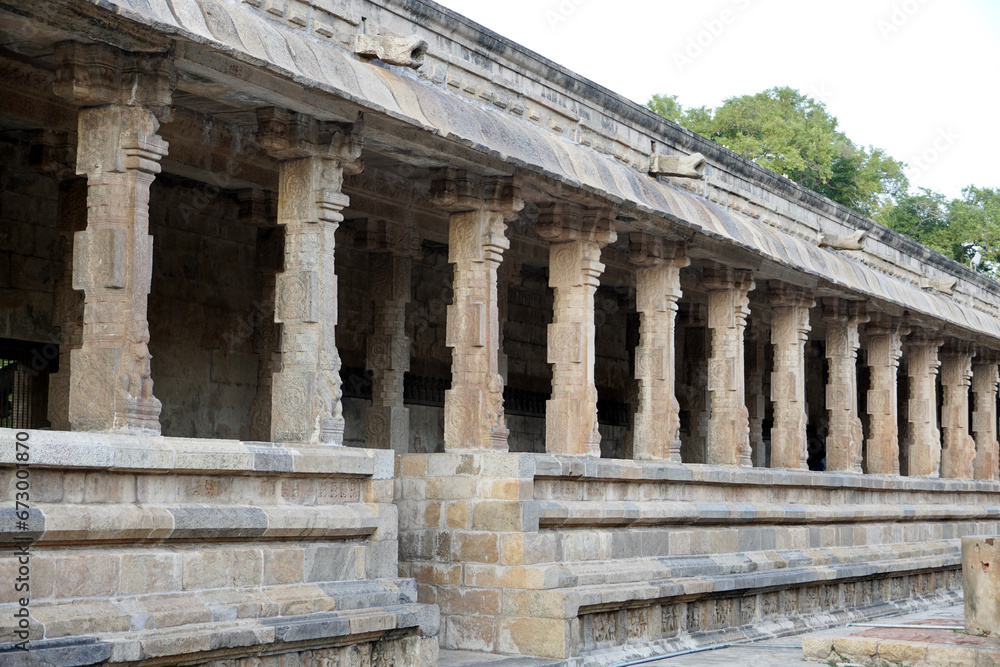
{"left": 822, "top": 298, "right": 869, "bottom": 473}
{"left": 53, "top": 42, "right": 174, "bottom": 434}
{"left": 905, "top": 330, "right": 944, "bottom": 477}
{"left": 940, "top": 340, "right": 976, "bottom": 479}
{"left": 32, "top": 131, "right": 85, "bottom": 431}
{"left": 745, "top": 301, "right": 770, "bottom": 468}
{"left": 628, "top": 233, "right": 688, "bottom": 462}
{"left": 431, "top": 169, "right": 523, "bottom": 452}
{"left": 536, "top": 203, "right": 616, "bottom": 457}
{"left": 972, "top": 349, "right": 1000, "bottom": 481}
{"left": 257, "top": 107, "right": 363, "bottom": 445}
{"left": 703, "top": 262, "right": 755, "bottom": 467}
{"left": 240, "top": 189, "right": 281, "bottom": 442}
{"left": 678, "top": 303, "right": 709, "bottom": 463}
{"left": 769, "top": 282, "right": 814, "bottom": 470}
{"left": 360, "top": 219, "right": 421, "bottom": 453}
{"left": 863, "top": 315, "right": 909, "bottom": 474}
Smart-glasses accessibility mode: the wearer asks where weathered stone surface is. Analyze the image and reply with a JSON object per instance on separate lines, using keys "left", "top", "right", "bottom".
{"left": 864, "top": 316, "right": 909, "bottom": 475}
{"left": 822, "top": 299, "right": 868, "bottom": 473}
{"left": 907, "top": 331, "right": 944, "bottom": 477}
{"left": 769, "top": 282, "right": 814, "bottom": 470}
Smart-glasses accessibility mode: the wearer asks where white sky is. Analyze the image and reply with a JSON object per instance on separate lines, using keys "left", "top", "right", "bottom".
{"left": 432, "top": 0, "right": 1000, "bottom": 200}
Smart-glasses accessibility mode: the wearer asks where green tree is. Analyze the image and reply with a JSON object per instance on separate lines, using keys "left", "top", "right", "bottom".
{"left": 646, "top": 87, "right": 908, "bottom": 216}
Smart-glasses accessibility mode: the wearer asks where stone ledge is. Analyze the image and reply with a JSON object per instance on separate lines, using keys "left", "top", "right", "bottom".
{"left": 533, "top": 454, "right": 1000, "bottom": 492}
{"left": 0, "top": 603, "right": 438, "bottom": 665}
{"left": 0, "top": 579, "right": 425, "bottom": 642}
{"left": 0, "top": 429, "right": 393, "bottom": 477}
{"left": 536, "top": 500, "right": 1000, "bottom": 527}
{"left": 0, "top": 502, "right": 383, "bottom": 545}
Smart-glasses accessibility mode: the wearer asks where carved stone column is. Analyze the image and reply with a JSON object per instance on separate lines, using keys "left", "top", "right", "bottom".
{"left": 32, "top": 131, "right": 84, "bottom": 431}
{"left": 972, "top": 350, "right": 1000, "bottom": 481}
{"left": 628, "top": 234, "right": 688, "bottom": 461}
{"left": 240, "top": 190, "right": 280, "bottom": 442}
{"left": 536, "top": 204, "right": 616, "bottom": 457}
{"left": 431, "top": 170, "right": 523, "bottom": 452}
{"left": 768, "top": 282, "right": 814, "bottom": 470}
{"left": 940, "top": 340, "right": 976, "bottom": 479}
{"left": 823, "top": 298, "right": 869, "bottom": 473}
{"left": 257, "top": 108, "right": 362, "bottom": 445}
{"left": 361, "top": 219, "right": 421, "bottom": 452}
{"left": 497, "top": 255, "right": 522, "bottom": 384}
{"left": 703, "top": 262, "right": 755, "bottom": 467}
{"left": 863, "top": 316, "right": 909, "bottom": 474}
{"left": 745, "top": 303, "right": 769, "bottom": 467}
{"left": 53, "top": 43, "right": 173, "bottom": 434}
{"left": 905, "top": 331, "right": 944, "bottom": 477}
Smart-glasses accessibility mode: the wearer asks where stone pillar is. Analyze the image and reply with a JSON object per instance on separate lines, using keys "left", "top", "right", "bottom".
{"left": 703, "top": 262, "right": 755, "bottom": 467}
{"left": 863, "top": 316, "right": 909, "bottom": 474}
{"left": 768, "top": 282, "right": 814, "bottom": 470}
{"left": 822, "top": 298, "right": 869, "bottom": 473}
{"left": 361, "top": 219, "right": 421, "bottom": 452}
{"left": 430, "top": 170, "right": 523, "bottom": 452}
{"left": 52, "top": 43, "right": 173, "bottom": 434}
{"left": 497, "top": 255, "right": 522, "bottom": 384}
{"left": 972, "top": 351, "right": 1000, "bottom": 481}
{"left": 257, "top": 107, "right": 363, "bottom": 445}
{"left": 536, "top": 203, "right": 616, "bottom": 457}
{"left": 628, "top": 233, "right": 688, "bottom": 461}
{"left": 240, "top": 189, "right": 281, "bottom": 442}
{"left": 32, "top": 131, "right": 85, "bottom": 431}
{"left": 940, "top": 340, "right": 976, "bottom": 479}
{"left": 905, "top": 331, "right": 944, "bottom": 477}
{"left": 746, "top": 304, "right": 769, "bottom": 467}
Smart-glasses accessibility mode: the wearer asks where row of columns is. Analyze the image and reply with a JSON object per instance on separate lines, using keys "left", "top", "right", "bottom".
{"left": 43, "top": 43, "right": 1000, "bottom": 482}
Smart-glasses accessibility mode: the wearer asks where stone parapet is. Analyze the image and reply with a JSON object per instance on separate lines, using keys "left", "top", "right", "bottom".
{"left": 398, "top": 452, "right": 992, "bottom": 662}
{"left": 0, "top": 429, "right": 438, "bottom": 665}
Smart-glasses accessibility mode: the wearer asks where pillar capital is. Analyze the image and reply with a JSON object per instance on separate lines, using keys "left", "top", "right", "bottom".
{"left": 821, "top": 297, "right": 869, "bottom": 325}
{"left": 864, "top": 314, "right": 910, "bottom": 340}
{"left": 429, "top": 169, "right": 523, "bottom": 219}
{"left": 53, "top": 42, "right": 174, "bottom": 120}
{"left": 628, "top": 233, "right": 688, "bottom": 267}
{"left": 257, "top": 107, "right": 364, "bottom": 170}
{"left": 536, "top": 203, "right": 616, "bottom": 246}
{"left": 702, "top": 262, "right": 753, "bottom": 292}
{"left": 905, "top": 329, "right": 945, "bottom": 351}
{"left": 768, "top": 281, "right": 815, "bottom": 309}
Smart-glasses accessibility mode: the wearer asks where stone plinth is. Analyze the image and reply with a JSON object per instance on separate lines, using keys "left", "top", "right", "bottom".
{"left": 703, "top": 263, "right": 754, "bottom": 467}
{"left": 536, "top": 203, "right": 616, "bottom": 457}
{"left": 0, "top": 429, "right": 438, "bottom": 665}
{"left": 965, "top": 536, "right": 1000, "bottom": 637}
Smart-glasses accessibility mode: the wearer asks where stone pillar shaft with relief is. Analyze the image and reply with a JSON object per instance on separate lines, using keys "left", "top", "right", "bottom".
{"left": 769, "top": 282, "right": 814, "bottom": 470}
{"left": 746, "top": 306, "right": 769, "bottom": 467}
{"left": 906, "top": 331, "right": 944, "bottom": 477}
{"left": 432, "top": 170, "right": 522, "bottom": 452}
{"left": 823, "top": 298, "right": 868, "bottom": 473}
{"left": 257, "top": 108, "right": 362, "bottom": 445}
{"left": 537, "top": 204, "right": 616, "bottom": 457}
{"left": 864, "top": 316, "right": 909, "bottom": 474}
{"left": 628, "top": 234, "right": 688, "bottom": 461}
{"left": 940, "top": 341, "right": 976, "bottom": 479}
{"left": 972, "top": 352, "right": 1000, "bottom": 481}
{"left": 52, "top": 42, "right": 173, "bottom": 434}
{"left": 703, "top": 263, "right": 754, "bottom": 467}
{"left": 362, "top": 220, "right": 421, "bottom": 452}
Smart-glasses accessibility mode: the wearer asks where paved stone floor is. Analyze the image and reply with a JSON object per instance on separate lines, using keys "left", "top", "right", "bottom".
{"left": 439, "top": 602, "right": 964, "bottom": 666}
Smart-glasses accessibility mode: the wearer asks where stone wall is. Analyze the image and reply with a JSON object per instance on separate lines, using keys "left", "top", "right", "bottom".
{"left": 0, "top": 134, "right": 59, "bottom": 343}
{"left": 147, "top": 176, "right": 260, "bottom": 440}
